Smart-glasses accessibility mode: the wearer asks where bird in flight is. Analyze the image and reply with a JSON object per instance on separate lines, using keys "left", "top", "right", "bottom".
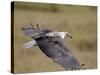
{"left": 21, "top": 24, "right": 81, "bottom": 70}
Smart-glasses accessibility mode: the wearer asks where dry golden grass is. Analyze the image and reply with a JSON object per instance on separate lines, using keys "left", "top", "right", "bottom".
{"left": 13, "top": 2, "right": 97, "bottom": 73}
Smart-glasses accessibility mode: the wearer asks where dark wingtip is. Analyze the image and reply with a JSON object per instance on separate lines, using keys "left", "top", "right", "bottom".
{"left": 81, "top": 64, "right": 85, "bottom": 66}
{"left": 30, "top": 23, "right": 34, "bottom": 28}
{"left": 70, "top": 35, "right": 72, "bottom": 39}
{"left": 21, "top": 27, "right": 24, "bottom": 30}
{"left": 36, "top": 24, "right": 40, "bottom": 29}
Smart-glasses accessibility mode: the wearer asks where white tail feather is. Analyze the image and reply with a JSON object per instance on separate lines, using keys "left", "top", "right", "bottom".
{"left": 23, "top": 40, "right": 37, "bottom": 48}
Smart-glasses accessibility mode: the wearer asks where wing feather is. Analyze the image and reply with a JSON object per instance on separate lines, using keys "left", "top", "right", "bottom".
{"left": 36, "top": 36, "right": 80, "bottom": 70}
{"left": 21, "top": 26, "right": 52, "bottom": 39}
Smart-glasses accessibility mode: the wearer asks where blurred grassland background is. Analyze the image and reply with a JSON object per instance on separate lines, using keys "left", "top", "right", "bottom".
{"left": 13, "top": 1, "right": 97, "bottom": 73}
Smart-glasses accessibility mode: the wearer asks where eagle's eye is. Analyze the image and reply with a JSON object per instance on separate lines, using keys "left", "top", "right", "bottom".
{"left": 54, "top": 41, "right": 59, "bottom": 44}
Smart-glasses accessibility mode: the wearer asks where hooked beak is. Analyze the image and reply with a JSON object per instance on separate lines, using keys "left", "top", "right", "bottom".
{"left": 69, "top": 35, "right": 72, "bottom": 39}
{"left": 66, "top": 32, "right": 72, "bottom": 39}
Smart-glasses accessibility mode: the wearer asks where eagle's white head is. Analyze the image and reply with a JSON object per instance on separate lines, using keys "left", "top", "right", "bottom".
{"left": 46, "top": 31, "right": 72, "bottom": 39}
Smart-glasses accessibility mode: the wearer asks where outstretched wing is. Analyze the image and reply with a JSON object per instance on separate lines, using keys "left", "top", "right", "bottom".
{"left": 21, "top": 25, "right": 41, "bottom": 37}
{"left": 36, "top": 36, "right": 80, "bottom": 70}
{"left": 54, "top": 52, "right": 80, "bottom": 70}
{"left": 21, "top": 25, "right": 52, "bottom": 39}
